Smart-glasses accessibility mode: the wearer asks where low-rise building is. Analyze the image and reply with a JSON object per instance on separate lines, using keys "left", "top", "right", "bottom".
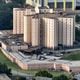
{"left": 1, "top": 35, "right": 28, "bottom": 51}
{"left": 1, "top": 47, "right": 80, "bottom": 73}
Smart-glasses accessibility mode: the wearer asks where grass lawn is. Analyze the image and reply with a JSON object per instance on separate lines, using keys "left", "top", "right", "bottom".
{"left": 50, "top": 71, "right": 71, "bottom": 77}
{"left": 0, "top": 50, "right": 22, "bottom": 70}
{"left": 0, "top": 50, "right": 70, "bottom": 77}
{"left": 62, "top": 52, "right": 80, "bottom": 61}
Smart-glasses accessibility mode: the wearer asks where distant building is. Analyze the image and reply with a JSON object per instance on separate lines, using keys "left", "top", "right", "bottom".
{"left": 26, "top": 0, "right": 48, "bottom": 7}
{"left": 48, "top": 0, "right": 76, "bottom": 11}
{"left": 76, "top": 0, "right": 80, "bottom": 10}
{"left": 26, "top": 0, "right": 33, "bottom": 6}
{"left": 39, "top": 7, "right": 53, "bottom": 13}
{"left": 40, "top": 0, "right": 49, "bottom": 7}
{"left": 76, "top": 0, "right": 80, "bottom": 6}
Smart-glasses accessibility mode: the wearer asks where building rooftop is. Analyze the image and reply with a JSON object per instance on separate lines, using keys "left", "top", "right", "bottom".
{"left": 0, "top": 30, "right": 12, "bottom": 35}
{"left": 1, "top": 34, "right": 28, "bottom": 46}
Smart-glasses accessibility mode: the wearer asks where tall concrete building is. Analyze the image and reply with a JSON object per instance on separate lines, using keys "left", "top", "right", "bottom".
{"left": 58, "top": 17, "right": 74, "bottom": 46}
{"left": 42, "top": 17, "right": 58, "bottom": 49}
{"left": 48, "top": 0, "right": 76, "bottom": 11}
{"left": 13, "top": 8, "right": 75, "bottom": 49}
{"left": 13, "top": 8, "right": 35, "bottom": 34}
{"left": 24, "top": 15, "right": 40, "bottom": 47}
{"left": 32, "top": 17, "right": 40, "bottom": 46}
{"left": 13, "top": 8, "right": 25, "bottom": 34}
{"left": 24, "top": 15, "right": 33, "bottom": 44}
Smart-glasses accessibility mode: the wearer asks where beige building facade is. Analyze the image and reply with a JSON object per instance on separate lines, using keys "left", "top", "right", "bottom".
{"left": 13, "top": 8, "right": 25, "bottom": 34}
{"left": 58, "top": 17, "right": 74, "bottom": 46}
{"left": 32, "top": 17, "right": 40, "bottom": 46}
{"left": 24, "top": 16, "right": 40, "bottom": 47}
{"left": 13, "top": 8, "right": 75, "bottom": 49}
{"left": 42, "top": 17, "right": 58, "bottom": 49}
{"left": 13, "top": 8, "right": 35, "bottom": 34}
{"left": 24, "top": 15, "right": 32, "bottom": 44}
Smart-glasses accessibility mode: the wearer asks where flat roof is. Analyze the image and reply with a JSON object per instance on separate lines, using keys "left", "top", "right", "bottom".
{"left": 0, "top": 30, "right": 12, "bottom": 35}
{"left": 1, "top": 34, "right": 28, "bottom": 46}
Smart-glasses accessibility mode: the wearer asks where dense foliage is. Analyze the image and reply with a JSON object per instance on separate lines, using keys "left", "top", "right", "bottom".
{"left": 15, "top": 76, "right": 26, "bottom": 80}
{"left": 35, "top": 70, "right": 53, "bottom": 78}
{"left": 12, "top": 0, "right": 26, "bottom": 7}
{"left": 0, "top": 63, "right": 12, "bottom": 76}
{"left": 35, "top": 70, "right": 70, "bottom": 80}
{"left": 75, "top": 27, "right": 80, "bottom": 41}
{"left": 0, "top": 0, "right": 26, "bottom": 30}
{"left": 75, "top": 15, "right": 80, "bottom": 23}
{"left": 54, "top": 74, "right": 69, "bottom": 80}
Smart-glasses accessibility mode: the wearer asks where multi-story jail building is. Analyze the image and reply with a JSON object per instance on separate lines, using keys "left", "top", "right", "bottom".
{"left": 13, "top": 8, "right": 25, "bottom": 34}
{"left": 13, "top": 8, "right": 75, "bottom": 49}
{"left": 13, "top": 8, "right": 35, "bottom": 34}
{"left": 32, "top": 17, "right": 40, "bottom": 47}
{"left": 42, "top": 17, "right": 58, "bottom": 49}
{"left": 58, "top": 16, "right": 75, "bottom": 46}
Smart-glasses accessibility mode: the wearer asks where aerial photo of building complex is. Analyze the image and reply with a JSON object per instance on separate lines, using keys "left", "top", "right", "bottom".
{"left": 1, "top": 0, "right": 80, "bottom": 80}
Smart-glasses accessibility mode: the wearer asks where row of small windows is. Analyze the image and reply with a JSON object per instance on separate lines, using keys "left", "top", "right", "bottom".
{"left": 48, "top": 2, "right": 72, "bottom": 9}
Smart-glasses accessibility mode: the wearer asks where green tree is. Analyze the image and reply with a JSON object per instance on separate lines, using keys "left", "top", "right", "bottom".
{"left": 58, "top": 74, "right": 69, "bottom": 80}
{"left": 73, "top": 78, "right": 77, "bottom": 80}
{"left": 12, "top": 0, "right": 26, "bottom": 7}
{"left": 75, "top": 27, "right": 80, "bottom": 41}
{"left": 0, "top": 1, "right": 20, "bottom": 30}
{"left": 35, "top": 70, "right": 53, "bottom": 78}
{"left": 0, "top": 63, "right": 12, "bottom": 76}
{"left": 76, "top": 15, "right": 80, "bottom": 23}
{"left": 16, "top": 76, "right": 26, "bottom": 80}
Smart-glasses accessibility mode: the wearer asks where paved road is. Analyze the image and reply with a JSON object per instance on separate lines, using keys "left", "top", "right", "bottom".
{"left": 43, "top": 48, "right": 80, "bottom": 53}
